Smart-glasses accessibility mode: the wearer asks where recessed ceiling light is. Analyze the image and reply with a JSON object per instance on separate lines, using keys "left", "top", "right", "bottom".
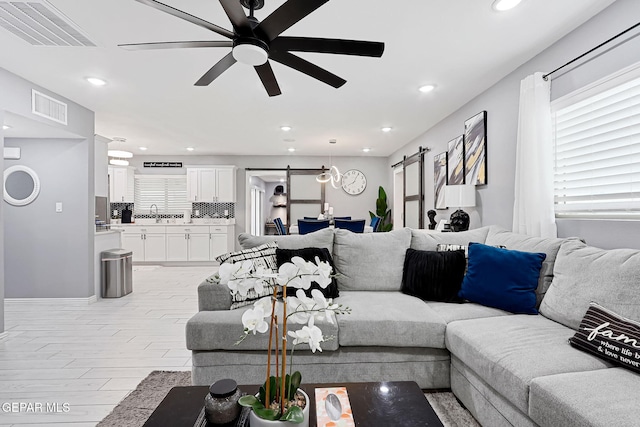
{"left": 139, "top": 146, "right": 148, "bottom": 151}
{"left": 492, "top": 0, "right": 522, "bottom": 11}
{"left": 280, "top": 126, "right": 292, "bottom": 132}
{"left": 2, "top": 125, "right": 10, "bottom": 130}
{"left": 86, "top": 77, "right": 107, "bottom": 86}
{"left": 186, "top": 147, "right": 195, "bottom": 151}
{"left": 287, "top": 147, "right": 296, "bottom": 152}
{"left": 362, "top": 148, "right": 371, "bottom": 153}
{"left": 419, "top": 84, "right": 436, "bottom": 93}
{"left": 381, "top": 127, "right": 392, "bottom": 133}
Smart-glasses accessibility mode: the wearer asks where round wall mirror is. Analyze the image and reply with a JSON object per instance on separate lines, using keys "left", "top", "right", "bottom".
{"left": 4, "top": 165, "right": 41, "bottom": 206}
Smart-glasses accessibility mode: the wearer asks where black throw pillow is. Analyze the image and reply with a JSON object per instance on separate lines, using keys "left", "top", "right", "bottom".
{"left": 275, "top": 247, "right": 339, "bottom": 298}
{"left": 401, "top": 248, "right": 466, "bottom": 303}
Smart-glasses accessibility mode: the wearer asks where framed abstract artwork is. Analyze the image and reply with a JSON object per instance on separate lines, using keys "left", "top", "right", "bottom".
{"left": 447, "top": 135, "right": 465, "bottom": 185}
{"left": 464, "top": 111, "right": 487, "bottom": 185}
{"left": 434, "top": 152, "right": 448, "bottom": 209}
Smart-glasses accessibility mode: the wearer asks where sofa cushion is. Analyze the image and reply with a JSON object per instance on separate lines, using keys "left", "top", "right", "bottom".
{"left": 410, "top": 226, "right": 490, "bottom": 251}
{"left": 540, "top": 240, "right": 640, "bottom": 330}
{"left": 332, "top": 228, "right": 411, "bottom": 291}
{"left": 238, "top": 228, "right": 335, "bottom": 255}
{"left": 401, "top": 248, "right": 466, "bottom": 302}
{"left": 485, "top": 226, "right": 568, "bottom": 306}
{"left": 276, "top": 247, "right": 339, "bottom": 298}
{"left": 216, "top": 242, "right": 279, "bottom": 309}
{"left": 186, "top": 305, "right": 339, "bottom": 352}
{"left": 427, "top": 302, "right": 511, "bottom": 324}
{"left": 445, "top": 315, "right": 612, "bottom": 414}
{"left": 569, "top": 302, "right": 640, "bottom": 373}
{"left": 335, "top": 291, "right": 447, "bottom": 348}
{"left": 459, "top": 243, "right": 546, "bottom": 314}
{"left": 529, "top": 368, "right": 640, "bottom": 427}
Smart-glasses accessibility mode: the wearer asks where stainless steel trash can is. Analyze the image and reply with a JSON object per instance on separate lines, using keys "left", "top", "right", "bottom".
{"left": 101, "top": 248, "right": 133, "bottom": 298}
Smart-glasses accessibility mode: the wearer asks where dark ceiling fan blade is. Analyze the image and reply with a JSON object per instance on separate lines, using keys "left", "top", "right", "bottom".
{"left": 135, "top": 0, "right": 234, "bottom": 39}
{"left": 271, "top": 37, "right": 384, "bottom": 57}
{"left": 195, "top": 52, "right": 237, "bottom": 86}
{"left": 258, "top": 0, "right": 329, "bottom": 41}
{"left": 254, "top": 62, "right": 282, "bottom": 97}
{"left": 270, "top": 51, "right": 345, "bottom": 88}
{"left": 219, "top": 0, "right": 252, "bottom": 34}
{"left": 119, "top": 41, "right": 233, "bottom": 50}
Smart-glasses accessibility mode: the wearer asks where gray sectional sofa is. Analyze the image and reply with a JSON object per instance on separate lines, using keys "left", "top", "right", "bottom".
{"left": 186, "top": 225, "right": 640, "bottom": 427}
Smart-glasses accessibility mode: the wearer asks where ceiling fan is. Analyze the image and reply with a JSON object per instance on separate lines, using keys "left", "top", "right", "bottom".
{"left": 119, "top": 0, "right": 385, "bottom": 96}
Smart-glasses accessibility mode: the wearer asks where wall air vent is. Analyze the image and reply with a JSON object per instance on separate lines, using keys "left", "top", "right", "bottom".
{"left": 32, "top": 89, "right": 67, "bottom": 125}
{"left": 0, "top": 0, "right": 96, "bottom": 46}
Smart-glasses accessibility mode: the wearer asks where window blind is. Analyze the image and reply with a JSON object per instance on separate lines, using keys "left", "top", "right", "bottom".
{"left": 134, "top": 175, "right": 191, "bottom": 215}
{"left": 552, "top": 63, "right": 640, "bottom": 219}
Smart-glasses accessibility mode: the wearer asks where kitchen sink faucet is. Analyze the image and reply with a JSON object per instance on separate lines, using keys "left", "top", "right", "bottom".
{"left": 150, "top": 204, "right": 160, "bottom": 223}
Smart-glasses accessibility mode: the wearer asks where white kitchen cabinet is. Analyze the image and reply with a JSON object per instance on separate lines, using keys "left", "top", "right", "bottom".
{"left": 166, "top": 226, "right": 210, "bottom": 261}
{"left": 166, "top": 233, "right": 188, "bottom": 261}
{"left": 210, "top": 225, "right": 235, "bottom": 261}
{"left": 120, "top": 226, "right": 167, "bottom": 262}
{"left": 186, "top": 166, "right": 236, "bottom": 202}
{"left": 108, "top": 166, "right": 134, "bottom": 203}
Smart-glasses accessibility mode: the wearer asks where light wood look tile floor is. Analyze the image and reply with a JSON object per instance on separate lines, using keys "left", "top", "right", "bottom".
{"left": 0, "top": 266, "right": 215, "bottom": 426}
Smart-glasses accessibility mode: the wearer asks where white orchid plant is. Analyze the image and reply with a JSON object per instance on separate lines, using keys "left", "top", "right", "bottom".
{"left": 218, "top": 256, "right": 350, "bottom": 423}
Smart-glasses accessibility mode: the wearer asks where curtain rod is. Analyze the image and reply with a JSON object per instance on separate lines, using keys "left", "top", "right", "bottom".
{"left": 543, "top": 21, "right": 640, "bottom": 81}
{"left": 391, "top": 146, "right": 430, "bottom": 169}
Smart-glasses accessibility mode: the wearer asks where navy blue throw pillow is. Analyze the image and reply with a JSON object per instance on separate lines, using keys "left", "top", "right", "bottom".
{"left": 458, "top": 242, "right": 546, "bottom": 314}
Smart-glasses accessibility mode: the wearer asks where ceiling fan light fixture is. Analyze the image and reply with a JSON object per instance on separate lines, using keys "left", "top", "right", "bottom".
{"left": 232, "top": 40, "right": 269, "bottom": 66}
{"left": 492, "top": 0, "right": 523, "bottom": 11}
{"left": 107, "top": 150, "right": 133, "bottom": 158}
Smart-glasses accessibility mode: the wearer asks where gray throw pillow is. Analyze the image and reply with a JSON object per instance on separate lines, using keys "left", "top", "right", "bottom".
{"left": 540, "top": 240, "right": 640, "bottom": 330}
{"left": 238, "top": 228, "right": 335, "bottom": 256}
{"left": 333, "top": 228, "right": 411, "bottom": 291}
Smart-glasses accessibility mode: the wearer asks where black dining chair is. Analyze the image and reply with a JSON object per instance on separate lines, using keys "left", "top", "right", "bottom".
{"left": 333, "top": 216, "right": 352, "bottom": 220}
{"left": 273, "top": 218, "right": 287, "bottom": 235}
{"left": 334, "top": 219, "right": 366, "bottom": 233}
{"left": 297, "top": 219, "right": 330, "bottom": 235}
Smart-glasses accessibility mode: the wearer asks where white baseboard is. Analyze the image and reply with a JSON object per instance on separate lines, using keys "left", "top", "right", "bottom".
{"left": 5, "top": 295, "right": 98, "bottom": 305}
{"left": 0, "top": 331, "right": 8, "bottom": 342}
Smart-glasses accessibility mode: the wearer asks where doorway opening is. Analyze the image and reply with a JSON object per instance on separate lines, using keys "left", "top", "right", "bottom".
{"left": 245, "top": 169, "right": 287, "bottom": 236}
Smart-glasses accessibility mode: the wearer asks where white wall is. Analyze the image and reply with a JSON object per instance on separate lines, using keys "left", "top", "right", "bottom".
{"left": 388, "top": 0, "right": 640, "bottom": 249}
{"left": 1, "top": 68, "right": 96, "bottom": 298}
{"left": 95, "top": 135, "right": 110, "bottom": 197}
{"left": 0, "top": 110, "right": 4, "bottom": 332}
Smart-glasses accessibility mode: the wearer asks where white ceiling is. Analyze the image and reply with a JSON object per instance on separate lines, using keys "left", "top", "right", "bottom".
{"left": 0, "top": 0, "right": 615, "bottom": 156}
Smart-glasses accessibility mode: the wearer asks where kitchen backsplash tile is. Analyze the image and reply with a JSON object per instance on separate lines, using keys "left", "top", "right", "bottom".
{"left": 110, "top": 202, "right": 235, "bottom": 220}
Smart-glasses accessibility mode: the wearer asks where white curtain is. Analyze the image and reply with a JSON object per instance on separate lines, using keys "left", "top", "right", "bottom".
{"left": 512, "top": 72, "right": 557, "bottom": 237}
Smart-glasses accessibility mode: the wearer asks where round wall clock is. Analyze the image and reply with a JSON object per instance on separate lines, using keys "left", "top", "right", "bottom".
{"left": 342, "top": 169, "right": 367, "bottom": 195}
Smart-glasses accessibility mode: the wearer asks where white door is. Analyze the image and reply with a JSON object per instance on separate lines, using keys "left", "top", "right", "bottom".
{"left": 216, "top": 168, "right": 235, "bottom": 202}
{"left": 393, "top": 167, "right": 404, "bottom": 230}
{"left": 188, "top": 233, "right": 210, "bottom": 261}
{"left": 200, "top": 169, "right": 217, "bottom": 202}
{"left": 210, "top": 233, "right": 228, "bottom": 260}
{"left": 122, "top": 233, "right": 144, "bottom": 262}
{"left": 250, "top": 186, "right": 265, "bottom": 236}
{"left": 166, "top": 233, "right": 188, "bottom": 261}
{"left": 186, "top": 169, "right": 199, "bottom": 202}
{"left": 144, "top": 234, "right": 167, "bottom": 261}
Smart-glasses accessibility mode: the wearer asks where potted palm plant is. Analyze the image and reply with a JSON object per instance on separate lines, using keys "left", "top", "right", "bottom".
{"left": 219, "top": 257, "right": 350, "bottom": 426}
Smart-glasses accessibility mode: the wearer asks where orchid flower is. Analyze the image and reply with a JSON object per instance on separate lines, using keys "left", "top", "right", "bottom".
{"left": 242, "top": 305, "right": 269, "bottom": 335}
{"left": 287, "top": 316, "right": 325, "bottom": 353}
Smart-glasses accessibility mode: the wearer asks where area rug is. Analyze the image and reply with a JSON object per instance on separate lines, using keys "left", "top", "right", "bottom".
{"left": 98, "top": 371, "right": 479, "bottom": 427}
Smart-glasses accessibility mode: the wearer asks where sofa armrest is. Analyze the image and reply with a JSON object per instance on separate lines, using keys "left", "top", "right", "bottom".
{"left": 198, "top": 277, "right": 232, "bottom": 311}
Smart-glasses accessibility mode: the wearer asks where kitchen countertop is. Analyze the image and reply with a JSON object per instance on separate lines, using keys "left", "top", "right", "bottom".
{"left": 111, "top": 218, "right": 235, "bottom": 226}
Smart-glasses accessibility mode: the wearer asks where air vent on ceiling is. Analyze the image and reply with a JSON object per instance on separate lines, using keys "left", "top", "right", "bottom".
{"left": 0, "top": 0, "right": 96, "bottom": 46}
{"left": 32, "top": 89, "right": 67, "bottom": 125}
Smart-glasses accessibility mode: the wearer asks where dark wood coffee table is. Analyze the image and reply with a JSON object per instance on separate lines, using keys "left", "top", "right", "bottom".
{"left": 143, "top": 381, "right": 443, "bottom": 427}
